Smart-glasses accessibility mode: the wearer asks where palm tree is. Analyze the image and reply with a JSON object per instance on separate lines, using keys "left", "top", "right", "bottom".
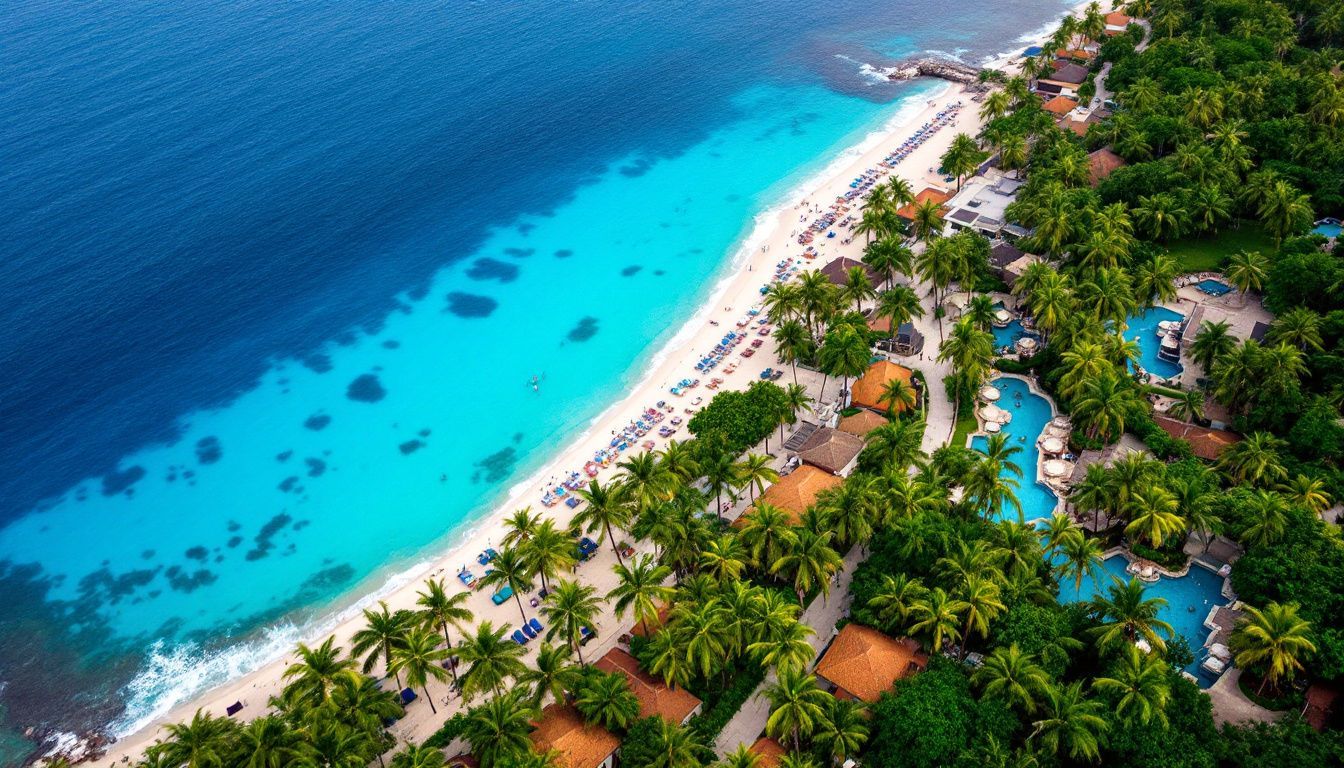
{"left": 817, "top": 479, "right": 878, "bottom": 550}
{"left": 910, "top": 198, "right": 946, "bottom": 242}
{"left": 764, "top": 669, "right": 832, "bottom": 752}
{"left": 645, "top": 718, "right": 703, "bottom": 768}
{"left": 1190, "top": 320, "right": 1235, "bottom": 374}
{"left": 646, "top": 627, "right": 694, "bottom": 690}
{"left": 617, "top": 451, "right": 678, "bottom": 513}
{"left": 780, "top": 382, "right": 813, "bottom": 443}
{"left": 659, "top": 439, "right": 701, "bottom": 484}
{"left": 864, "top": 236, "right": 914, "bottom": 291}
{"left": 416, "top": 578, "right": 473, "bottom": 660}
{"left": 938, "top": 317, "right": 993, "bottom": 422}
{"left": 736, "top": 453, "right": 779, "bottom": 503}
{"left": 999, "top": 133, "right": 1029, "bottom": 178}
{"left": 737, "top": 503, "right": 798, "bottom": 572}
{"left": 1240, "top": 489, "right": 1290, "bottom": 547}
{"left": 1121, "top": 76, "right": 1161, "bottom": 113}
{"left": 973, "top": 644, "right": 1050, "bottom": 714}
{"left": 747, "top": 617, "right": 816, "bottom": 675}
{"left": 281, "top": 636, "right": 359, "bottom": 709}
{"left": 609, "top": 554, "right": 674, "bottom": 636}
{"left": 390, "top": 746, "right": 446, "bottom": 768}
{"left": 458, "top": 621, "right": 529, "bottom": 701}
{"left": 865, "top": 419, "right": 924, "bottom": 471}
{"left": 1224, "top": 250, "right": 1269, "bottom": 305}
{"left": 575, "top": 670, "right": 641, "bottom": 732}
{"left": 238, "top": 715, "right": 308, "bottom": 768}
{"left": 388, "top": 627, "right": 451, "bottom": 713}
{"left": 1073, "top": 375, "right": 1140, "bottom": 442}
{"left": 1124, "top": 485, "right": 1186, "bottom": 549}
{"left": 521, "top": 641, "right": 580, "bottom": 707}
{"left": 154, "top": 710, "right": 237, "bottom": 768}
{"left": 1090, "top": 578, "right": 1174, "bottom": 652}
{"left": 841, "top": 266, "right": 878, "bottom": 312}
{"left": 909, "top": 587, "right": 965, "bottom": 654}
{"left": 1166, "top": 388, "right": 1204, "bottom": 423}
{"left": 815, "top": 698, "right": 869, "bottom": 763}
{"left": 942, "top": 133, "right": 987, "bottom": 191}
{"left": 501, "top": 507, "right": 543, "bottom": 549}
{"left": 1093, "top": 645, "right": 1171, "bottom": 727}
{"left": 542, "top": 578, "right": 604, "bottom": 663}
{"left": 700, "top": 535, "right": 748, "bottom": 583}
{"left": 463, "top": 688, "right": 539, "bottom": 768}
{"left": 526, "top": 518, "right": 579, "bottom": 592}
{"left": 878, "top": 375, "right": 917, "bottom": 416}
{"left": 479, "top": 545, "right": 535, "bottom": 625}
{"left": 771, "top": 529, "right": 843, "bottom": 604}
{"left": 958, "top": 575, "right": 1007, "bottom": 656}
{"left": 574, "top": 479, "right": 635, "bottom": 565}
{"left": 1133, "top": 193, "right": 1186, "bottom": 241}
{"left": 1031, "top": 682, "right": 1109, "bottom": 762}
{"left": 1217, "top": 431, "right": 1288, "bottom": 486}
{"left": 1257, "top": 180, "right": 1313, "bottom": 245}
{"left": 772, "top": 320, "right": 811, "bottom": 385}
{"left": 1281, "top": 474, "right": 1332, "bottom": 514}
{"left": 350, "top": 602, "right": 414, "bottom": 688}
{"left": 1053, "top": 530, "right": 1106, "bottom": 591}
{"left": 818, "top": 324, "right": 871, "bottom": 403}
{"left": 703, "top": 450, "right": 739, "bottom": 522}
{"left": 875, "top": 284, "right": 924, "bottom": 342}
{"left": 1231, "top": 602, "right": 1317, "bottom": 695}
{"left": 1267, "top": 307, "right": 1324, "bottom": 352}
{"left": 980, "top": 89, "right": 1012, "bottom": 121}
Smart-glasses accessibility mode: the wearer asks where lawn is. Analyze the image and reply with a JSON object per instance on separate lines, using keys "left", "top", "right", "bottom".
{"left": 1163, "top": 222, "right": 1276, "bottom": 274}
{"left": 950, "top": 408, "right": 978, "bottom": 448}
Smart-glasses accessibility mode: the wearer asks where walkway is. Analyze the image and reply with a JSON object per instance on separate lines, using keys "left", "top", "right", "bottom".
{"left": 1206, "top": 668, "right": 1284, "bottom": 726}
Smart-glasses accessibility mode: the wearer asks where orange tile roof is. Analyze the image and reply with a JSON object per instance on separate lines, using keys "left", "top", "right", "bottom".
{"left": 1087, "top": 147, "right": 1127, "bottom": 184}
{"left": 1060, "top": 117, "right": 1089, "bottom": 137}
{"left": 748, "top": 737, "right": 788, "bottom": 768}
{"left": 595, "top": 648, "right": 702, "bottom": 724}
{"left": 530, "top": 704, "right": 620, "bottom": 768}
{"left": 1105, "top": 10, "right": 1131, "bottom": 26}
{"left": 849, "top": 360, "right": 916, "bottom": 413}
{"left": 837, "top": 409, "right": 889, "bottom": 437}
{"left": 1153, "top": 416, "right": 1242, "bottom": 460}
{"left": 815, "top": 624, "right": 927, "bottom": 703}
{"left": 894, "top": 187, "right": 951, "bottom": 220}
{"left": 744, "top": 464, "right": 843, "bottom": 524}
{"left": 1042, "top": 95, "right": 1078, "bottom": 115}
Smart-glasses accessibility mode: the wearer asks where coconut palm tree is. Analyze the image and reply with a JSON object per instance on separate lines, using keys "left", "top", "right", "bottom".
{"left": 780, "top": 382, "right": 813, "bottom": 443}
{"left": 617, "top": 450, "right": 678, "bottom": 514}
{"left": 390, "top": 746, "right": 446, "bottom": 768}
{"left": 608, "top": 554, "right": 674, "bottom": 636}
{"left": 1069, "top": 463, "right": 1115, "bottom": 530}
{"left": 999, "top": 133, "right": 1029, "bottom": 178}
{"left": 747, "top": 616, "right": 816, "bottom": 675}
{"left": 938, "top": 317, "right": 993, "bottom": 422}
{"left": 573, "top": 479, "right": 635, "bottom": 565}
{"left": 1090, "top": 578, "right": 1174, "bottom": 652}
{"left": 350, "top": 602, "right": 414, "bottom": 688}
{"left": 763, "top": 282, "right": 805, "bottom": 325}
{"left": 700, "top": 535, "right": 748, "bottom": 583}
{"left": 1053, "top": 530, "right": 1106, "bottom": 591}
{"left": 818, "top": 324, "right": 872, "bottom": 404}
{"left": 501, "top": 507, "right": 543, "bottom": 549}
{"left": 646, "top": 718, "right": 703, "bottom": 768}
{"left": 463, "top": 688, "right": 539, "bottom": 768}
{"left": 542, "top": 578, "right": 604, "bottom": 663}
{"left": 865, "top": 419, "right": 925, "bottom": 471}
{"left": 735, "top": 453, "right": 779, "bottom": 503}
{"left": 389, "top": 627, "right": 451, "bottom": 714}
{"left": 874, "top": 285, "right": 924, "bottom": 344}
{"left": 575, "top": 670, "right": 641, "bottom": 731}
{"left": 980, "top": 89, "right": 1012, "bottom": 121}
{"left": 1267, "top": 307, "right": 1324, "bottom": 352}
{"left": 911, "top": 198, "right": 946, "bottom": 243}
{"left": 864, "top": 236, "right": 914, "bottom": 291}
{"left": 281, "top": 636, "right": 359, "bottom": 709}
{"left": 1166, "top": 388, "right": 1204, "bottom": 423}
{"left": 1257, "top": 180, "right": 1313, "bottom": 245}
{"left": 659, "top": 440, "right": 701, "bottom": 484}
{"left": 1132, "top": 193, "right": 1186, "bottom": 241}
{"left": 817, "top": 478, "right": 879, "bottom": 550}
{"left": 646, "top": 626, "right": 694, "bottom": 690}
{"left": 771, "top": 529, "right": 844, "bottom": 604}
{"left": 1093, "top": 645, "right": 1171, "bottom": 727}
{"left": 525, "top": 518, "right": 579, "bottom": 592}
{"left": 909, "top": 587, "right": 965, "bottom": 654}
{"left": 973, "top": 644, "right": 1050, "bottom": 714}
{"left": 458, "top": 621, "right": 529, "bottom": 701}
{"left": 815, "top": 697, "right": 869, "bottom": 763}
{"left": 1231, "top": 602, "right": 1317, "bottom": 695}
{"left": 958, "top": 574, "right": 1007, "bottom": 656}
{"left": 1224, "top": 250, "right": 1269, "bottom": 305}
{"left": 1217, "top": 432, "right": 1288, "bottom": 486}
{"left": 772, "top": 320, "right": 811, "bottom": 386}
{"left": 153, "top": 710, "right": 237, "bottom": 768}
{"left": 1280, "top": 474, "right": 1332, "bottom": 514}
{"left": 866, "top": 573, "right": 927, "bottom": 633}
{"left": 479, "top": 545, "right": 535, "bottom": 625}
{"left": 703, "top": 450, "right": 739, "bottom": 523}
{"left": 415, "top": 578, "right": 473, "bottom": 662}
{"left": 1073, "top": 375, "right": 1140, "bottom": 442}
{"left": 1238, "top": 489, "right": 1290, "bottom": 547}
{"left": 764, "top": 669, "right": 832, "bottom": 752}
{"left": 521, "top": 641, "right": 581, "bottom": 707}
{"left": 1124, "top": 485, "right": 1186, "bottom": 549}
{"left": 238, "top": 715, "right": 310, "bottom": 768}
{"left": 1031, "top": 682, "right": 1109, "bottom": 762}
{"left": 841, "top": 266, "right": 878, "bottom": 312}
{"left": 1190, "top": 320, "right": 1235, "bottom": 374}
{"left": 736, "top": 503, "right": 797, "bottom": 574}
{"left": 942, "top": 133, "right": 987, "bottom": 191}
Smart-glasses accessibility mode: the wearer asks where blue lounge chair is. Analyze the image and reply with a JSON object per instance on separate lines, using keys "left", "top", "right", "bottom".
{"left": 400, "top": 688, "right": 417, "bottom": 705}
{"left": 522, "top": 622, "right": 537, "bottom": 639}
{"left": 511, "top": 629, "right": 528, "bottom": 645}
{"left": 529, "top": 617, "right": 544, "bottom": 636}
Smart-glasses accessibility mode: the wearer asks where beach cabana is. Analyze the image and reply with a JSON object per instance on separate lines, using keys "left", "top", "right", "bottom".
{"left": 849, "top": 360, "right": 916, "bottom": 414}
{"left": 595, "top": 649, "right": 702, "bottom": 725}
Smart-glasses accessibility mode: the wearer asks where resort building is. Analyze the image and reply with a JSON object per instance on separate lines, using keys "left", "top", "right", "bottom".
{"left": 942, "top": 175, "right": 1024, "bottom": 239}
{"left": 1042, "top": 95, "right": 1079, "bottom": 116}
{"left": 894, "top": 187, "right": 952, "bottom": 222}
{"left": 848, "top": 360, "right": 917, "bottom": 414}
{"left": 819, "top": 256, "right": 883, "bottom": 288}
{"left": 530, "top": 704, "right": 620, "bottom": 768}
{"left": 794, "top": 427, "right": 866, "bottom": 476}
{"left": 747, "top": 737, "right": 788, "bottom": 768}
{"left": 1035, "top": 61, "right": 1090, "bottom": 97}
{"left": 814, "top": 623, "right": 928, "bottom": 703}
{"left": 595, "top": 648, "right": 702, "bottom": 725}
{"left": 867, "top": 312, "right": 925, "bottom": 355}
{"left": 837, "top": 409, "right": 889, "bottom": 438}
{"left": 1153, "top": 416, "right": 1241, "bottom": 460}
{"left": 1086, "top": 147, "right": 1127, "bottom": 186}
{"left": 744, "top": 464, "right": 843, "bottom": 525}
{"left": 1104, "top": 10, "right": 1132, "bottom": 33}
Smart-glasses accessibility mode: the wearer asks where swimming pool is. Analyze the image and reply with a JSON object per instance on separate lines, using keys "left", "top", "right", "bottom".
{"left": 1123, "top": 306, "right": 1184, "bottom": 380}
{"left": 1313, "top": 219, "right": 1341, "bottom": 238}
{"left": 991, "top": 319, "right": 1038, "bottom": 352}
{"left": 1055, "top": 555, "right": 1230, "bottom": 685}
{"left": 1195, "top": 279, "right": 1231, "bottom": 296}
{"left": 969, "top": 377, "right": 1059, "bottom": 522}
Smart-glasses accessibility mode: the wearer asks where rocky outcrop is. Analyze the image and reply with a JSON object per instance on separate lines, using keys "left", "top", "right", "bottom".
{"left": 882, "top": 57, "right": 984, "bottom": 85}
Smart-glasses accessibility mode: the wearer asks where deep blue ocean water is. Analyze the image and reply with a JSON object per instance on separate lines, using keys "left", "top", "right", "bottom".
{"left": 0, "top": 0, "right": 1076, "bottom": 758}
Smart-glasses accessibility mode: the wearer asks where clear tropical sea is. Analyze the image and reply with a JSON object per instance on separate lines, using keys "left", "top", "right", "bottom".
{"left": 0, "top": 0, "right": 1076, "bottom": 758}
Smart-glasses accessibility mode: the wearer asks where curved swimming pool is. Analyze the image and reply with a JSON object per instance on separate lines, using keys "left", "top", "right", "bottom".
{"left": 969, "top": 377, "right": 1059, "bottom": 522}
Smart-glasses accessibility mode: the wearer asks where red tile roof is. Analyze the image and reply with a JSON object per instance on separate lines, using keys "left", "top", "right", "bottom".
{"left": 1042, "top": 95, "right": 1078, "bottom": 115}
{"left": 530, "top": 704, "right": 620, "bottom": 768}
{"left": 894, "top": 188, "right": 952, "bottom": 220}
{"left": 815, "top": 624, "right": 927, "bottom": 703}
{"left": 1153, "top": 416, "right": 1242, "bottom": 460}
{"left": 595, "top": 648, "right": 702, "bottom": 724}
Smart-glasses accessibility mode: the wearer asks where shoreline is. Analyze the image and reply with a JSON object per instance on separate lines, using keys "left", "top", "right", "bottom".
{"left": 91, "top": 2, "right": 1092, "bottom": 759}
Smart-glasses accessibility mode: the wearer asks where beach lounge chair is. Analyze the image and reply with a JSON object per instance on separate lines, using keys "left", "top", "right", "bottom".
{"left": 491, "top": 585, "right": 513, "bottom": 605}
{"left": 511, "top": 629, "right": 529, "bottom": 645}
{"left": 529, "top": 617, "right": 544, "bottom": 636}
{"left": 400, "top": 688, "right": 417, "bottom": 705}
{"left": 457, "top": 570, "right": 475, "bottom": 588}
{"left": 522, "top": 622, "right": 537, "bottom": 639}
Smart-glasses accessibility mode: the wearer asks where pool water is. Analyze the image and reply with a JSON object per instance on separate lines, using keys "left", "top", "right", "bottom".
{"left": 1055, "top": 555, "right": 1229, "bottom": 685}
{"left": 1195, "top": 279, "right": 1231, "bottom": 297}
{"left": 991, "top": 319, "right": 1038, "bottom": 352}
{"left": 969, "top": 377, "right": 1059, "bottom": 522}
{"left": 1123, "top": 306, "right": 1184, "bottom": 380}
{"left": 1314, "top": 222, "right": 1342, "bottom": 238}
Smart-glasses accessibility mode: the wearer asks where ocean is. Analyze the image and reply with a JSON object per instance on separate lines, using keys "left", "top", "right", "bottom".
{"left": 0, "top": 0, "right": 1073, "bottom": 760}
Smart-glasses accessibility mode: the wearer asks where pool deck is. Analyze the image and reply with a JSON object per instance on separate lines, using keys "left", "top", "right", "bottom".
{"left": 1159, "top": 274, "right": 1275, "bottom": 389}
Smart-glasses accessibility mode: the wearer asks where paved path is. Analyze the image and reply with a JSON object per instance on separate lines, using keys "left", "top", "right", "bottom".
{"left": 713, "top": 545, "right": 864, "bottom": 755}
{"left": 1206, "top": 668, "right": 1284, "bottom": 726}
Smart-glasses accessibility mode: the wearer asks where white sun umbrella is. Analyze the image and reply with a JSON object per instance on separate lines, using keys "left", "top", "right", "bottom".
{"left": 1043, "top": 459, "right": 1069, "bottom": 477}
{"left": 1016, "top": 336, "right": 1039, "bottom": 353}
{"left": 983, "top": 421, "right": 1001, "bottom": 434}
{"left": 979, "top": 385, "right": 1001, "bottom": 402}
{"left": 1040, "top": 436, "right": 1065, "bottom": 455}
{"left": 979, "top": 404, "right": 1009, "bottom": 424}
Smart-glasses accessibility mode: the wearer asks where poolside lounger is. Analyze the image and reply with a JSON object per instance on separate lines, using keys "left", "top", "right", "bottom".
{"left": 511, "top": 629, "right": 529, "bottom": 645}
{"left": 529, "top": 618, "right": 544, "bottom": 635}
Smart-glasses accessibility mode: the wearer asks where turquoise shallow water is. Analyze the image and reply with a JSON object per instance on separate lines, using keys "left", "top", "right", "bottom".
{"left": 970, "top": 377, "right": 1059, "bottom": 522}
{"left": 1056, "top": 555, "right": 1230, "bottom": 684}
{"left": 1124, "top": 306, "right": 1184, "bottom": 379}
